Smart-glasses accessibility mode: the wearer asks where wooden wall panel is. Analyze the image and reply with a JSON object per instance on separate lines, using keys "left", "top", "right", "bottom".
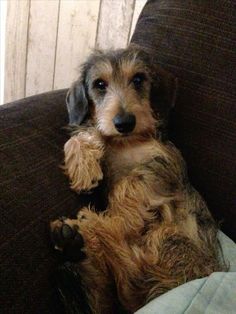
{"left": 25, "top": 0, "right": 59, "bottom": 97}
{"left": 4, "top": 0, "right": 30, "bottom": 103}
{"left": 96, "top": 0, "right": 135, "bottom": 50}
{"left": 54, "top": 0, "right": 100, "bottom": 90}
{"left": 3, "top": 0, "right": 147, "bottom": 103}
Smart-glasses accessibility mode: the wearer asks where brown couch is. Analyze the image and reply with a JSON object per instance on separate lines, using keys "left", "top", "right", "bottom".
{"left": 0, "top": 0, "right": 235, "bottom": 313}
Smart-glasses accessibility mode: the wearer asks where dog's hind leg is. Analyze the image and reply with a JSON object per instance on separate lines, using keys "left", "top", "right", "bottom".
{"left": 79, "top": 223, "right": 222, "bottom": 313}
{"left": 51, "top": 210, "right": 131, "bottom": 314}
{"left": 50, "top": 213, "right": 177, "bottom": 312}
{"left": 52, "top": 213, "right": 223, "bottom": 313}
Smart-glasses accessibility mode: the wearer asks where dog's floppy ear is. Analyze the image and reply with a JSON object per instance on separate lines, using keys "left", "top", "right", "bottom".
{"left": 66, "top": 79, "right": 89, "bottom": 125}
{"left": 150, "top": 65, "right": 178, "bottom": 121}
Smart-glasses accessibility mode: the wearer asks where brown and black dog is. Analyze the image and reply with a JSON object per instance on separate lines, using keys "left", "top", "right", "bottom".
{"left": 51, "top": 46, "right": 224, "bottom": 314}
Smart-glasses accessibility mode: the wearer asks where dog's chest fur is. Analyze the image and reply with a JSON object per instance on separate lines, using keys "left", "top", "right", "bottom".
{"left": 105, "top": 139, "right": 159, "bottom": 181}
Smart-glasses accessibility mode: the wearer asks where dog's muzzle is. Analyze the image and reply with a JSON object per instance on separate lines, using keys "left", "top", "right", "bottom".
{"left": 113, "top": 113, "right": 136, "bottom": 134}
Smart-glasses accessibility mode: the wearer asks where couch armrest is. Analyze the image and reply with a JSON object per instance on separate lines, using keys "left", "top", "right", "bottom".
{"left": 0, "top": 90, "right": 82, "bottom": 313}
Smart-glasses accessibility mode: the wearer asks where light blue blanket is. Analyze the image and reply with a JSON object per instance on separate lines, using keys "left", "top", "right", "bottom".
{"left": 136, "top": 232, "right": 236, "bottom": 314}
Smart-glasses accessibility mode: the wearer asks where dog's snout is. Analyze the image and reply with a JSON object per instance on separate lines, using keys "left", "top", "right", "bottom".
{"left": 113, "top": 113, "right": 136, "bottom": 134}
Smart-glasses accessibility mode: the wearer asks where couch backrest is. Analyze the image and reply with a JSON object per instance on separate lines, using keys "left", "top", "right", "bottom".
{"left": 131, "top": 0, "right": 236, "bottom": 240}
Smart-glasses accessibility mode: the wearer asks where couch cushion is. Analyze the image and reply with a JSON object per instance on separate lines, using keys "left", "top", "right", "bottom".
{"left": 131, "top": 0, "right": 236, "bottom": 240}
{"left": 0, "top": 90, "right": 92, "bottom": 313}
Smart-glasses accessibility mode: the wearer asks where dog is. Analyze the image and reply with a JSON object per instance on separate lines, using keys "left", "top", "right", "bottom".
{"left": 50, "top": 45, "right": 224, "bottom": 314}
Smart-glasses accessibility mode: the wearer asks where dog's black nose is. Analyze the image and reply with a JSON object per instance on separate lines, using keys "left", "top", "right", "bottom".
{"left": 113, "top": 113, "right": 136, "bottom": 133}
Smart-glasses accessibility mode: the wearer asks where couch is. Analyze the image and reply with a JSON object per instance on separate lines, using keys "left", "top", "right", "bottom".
{"left": 0, "top": 0, "right": 235, "bottom": 313}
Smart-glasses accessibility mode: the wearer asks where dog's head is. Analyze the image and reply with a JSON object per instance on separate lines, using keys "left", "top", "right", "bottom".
{"left": 66, "top": 45, "right": 177, "bottom": 140}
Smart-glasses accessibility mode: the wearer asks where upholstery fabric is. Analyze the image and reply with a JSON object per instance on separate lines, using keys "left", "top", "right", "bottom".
{"left": 131, "top": 0, "right": 236, "bottom": 240}
{"left": 0, "top": 90, "right": 83, "bottom": 313}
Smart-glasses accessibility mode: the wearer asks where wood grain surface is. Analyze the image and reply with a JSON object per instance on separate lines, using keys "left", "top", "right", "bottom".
{"left": 4, "top": 0, "right": 147, "bottom": 103}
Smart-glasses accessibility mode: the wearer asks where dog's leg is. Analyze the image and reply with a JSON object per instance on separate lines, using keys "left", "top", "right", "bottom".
{"left": 63, "top": 128, "right": 104, "bottom": 193}
{"left": 51, "top": 209, "right": 130, "bottom": 314}
{"left": 50, "top": 214, "right": 202, "bottom": 312}
{"left": 50, "top": 208, "right": 174, "bottom": 312}
{"left": 51, "top": 208, "right": 221, "bottom": 313}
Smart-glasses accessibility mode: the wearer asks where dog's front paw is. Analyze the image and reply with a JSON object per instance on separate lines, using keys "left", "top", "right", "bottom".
{"left": 64, "top": 132, "right": 104, "bottom": 193}
{"left": 50, "top": 218, "right": 86, "bottom": 262}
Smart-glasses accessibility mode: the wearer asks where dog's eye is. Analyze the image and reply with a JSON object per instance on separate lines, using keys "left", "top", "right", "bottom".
{"left": 131, "top": 73, "right": 146, "bottom": 89}
{"left": 93, "top": 79, "right": 108, "bottom": 91}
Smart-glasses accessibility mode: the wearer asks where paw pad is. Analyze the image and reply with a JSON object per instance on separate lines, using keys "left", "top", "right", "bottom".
{"left": 50, "top": 219, "right": 85, "bottom": 262}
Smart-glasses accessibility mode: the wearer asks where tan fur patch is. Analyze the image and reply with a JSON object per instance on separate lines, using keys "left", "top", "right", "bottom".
{"left": 63, "top": 129, "right": 104, "bottom": 192}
